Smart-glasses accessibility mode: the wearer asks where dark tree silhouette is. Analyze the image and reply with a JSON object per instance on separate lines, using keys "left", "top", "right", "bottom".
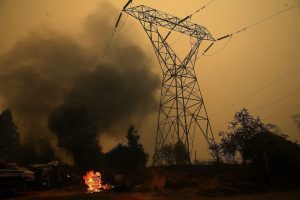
{"left": 160, "top": 143, "right": 175, "bottom": 165}
{"left": 218, "top": 108, "right": 274, "bottom": 163}
{"left": 105, "top": 126, "right": 148, "bottom": 174}
{"left": 126, "top": 126, "right": 140, "bottom": 150}
{"left": 174, "top": 139, "right": 190, "bottom": 165}
{"left": 0, "top": 109, "right": 55, "bottom": 164}
{"left": 244, "top": 132, "right": 300, "bottom": 171}
{"left": 218, "top": 108, "right": 300, "bottom": 172}
{"left": 159, "top": 140, "right": 190, "bottom": 165}
{"left": 0, "top": 109, "right": 20, "bottom": 162}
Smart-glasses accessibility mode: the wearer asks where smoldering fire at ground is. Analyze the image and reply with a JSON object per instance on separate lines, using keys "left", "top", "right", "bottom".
{"left": 0, "top": 2, "right": 160, "bottom": 168}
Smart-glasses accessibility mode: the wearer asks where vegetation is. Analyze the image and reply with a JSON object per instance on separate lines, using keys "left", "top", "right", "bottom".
{"left": 217, "top": 108, "right": 300, "bottom": 172}
{"left": 105, "top": 126, "right": 148, "bottom": 174}
{"left": 243, "top": 132, "right": 300, "bottom": 171}
{"left": 160, "top": 139, "right": 190, "bottom": 165}
{"left": 0, "top": 109, "right": 20, "bottom": 162}
{"left": 0, "top": 109, "right": 55, "bottom": 164}
{"left": 217, "top": 108, "right": 275, "bottom": 163}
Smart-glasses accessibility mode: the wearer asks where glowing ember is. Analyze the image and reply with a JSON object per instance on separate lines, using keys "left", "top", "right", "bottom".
{"left": 83, "top": 171, "right": 113, "bottom": 193}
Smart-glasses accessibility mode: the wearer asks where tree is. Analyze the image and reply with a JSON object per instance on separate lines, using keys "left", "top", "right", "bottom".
{"left": 218, "top": 108, "right": 300, "bottom": 172}
{"left": 105, "top": 143, "right": 131, "bottom": 173}
{"left": 0, "top": 109, "right": 56, "bottom": 164}
{"left": 160, "top": 143, "right": 175, "bottom": 165}
{"left": 174, "top": 139, "right": 190, "bottom": 165}
{"left": 244, "top": 132, "right": 300, "bottom": 171}
{"left": 105, "top": 126, "right": 148, "bottom": 174}
{"left": 126, "top": 126, "right": 140, "bottom": 150}
{"left": 0, "top": 109, "right": 20, "bottom": 161}
{"left": 159, "top": 139, "right": 190, "bottom": 165}
{"left": 218, "top": 108, "right": 274, "bottom": 163}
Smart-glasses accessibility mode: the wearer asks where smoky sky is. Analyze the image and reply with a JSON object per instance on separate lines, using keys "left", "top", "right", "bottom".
{"left": 0, "top": 2, "right": 160, "bottom": 166}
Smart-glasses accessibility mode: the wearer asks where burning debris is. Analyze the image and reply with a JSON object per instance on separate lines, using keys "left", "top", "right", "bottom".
{"left": 83, "top": 171, "right": 113, "bottom": 193}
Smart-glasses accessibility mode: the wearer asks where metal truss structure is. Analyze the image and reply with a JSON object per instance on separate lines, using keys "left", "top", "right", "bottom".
{"left": 124, "top": 5, "right": 218, "bottom": 165}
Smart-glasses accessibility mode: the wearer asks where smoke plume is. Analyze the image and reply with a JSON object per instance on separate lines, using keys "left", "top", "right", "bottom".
{"left": 0, "top": 2, "right": 160, "bottom": 166}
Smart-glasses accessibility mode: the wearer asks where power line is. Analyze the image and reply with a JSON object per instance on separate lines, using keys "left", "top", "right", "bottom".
{"left": 231, "top": 2, "right": 300, "bottom": 36}
{"left": 115, "top": 12, "right": 129, "bottom": 32}
{"left": 98, "top": 0, "right": 133, "bottom": 65}
{"left": 200, "top": 2, "right": 300, "bottom": 56}
{"left": 263, "top": 105, "right": 300, "bottom": 121}
{"left": 98, "top": 31, "right": 115, "bottom": 65}
{"left": 213, "top": 97, "right": 300, "bottom": 131}
{"left": 188, "top": 0, "right": 217, "bottom": 19}
{"left": 141, "top": 0, "right": 217, "bottom": 65}
{"left": 211, "top": 68, "right": 300, "bottom": 117}
{"left": 213, "top": 104, "right": 300, "bottom": 131}
{"left": 253, "top": 91, "right": 300, "bottom": 113}
{"left": 197, "top": 35, "right": 232, "bottom": 59}
{"left": 170, "top": 34, "right": 184, "bottom": 46}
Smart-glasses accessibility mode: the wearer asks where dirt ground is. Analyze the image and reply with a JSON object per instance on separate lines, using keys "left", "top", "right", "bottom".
{"left": 3, "top": 165, "right": 299, "bottom": 200}
{"left": 5, "top": 189, "right": 300, "bottom": 200}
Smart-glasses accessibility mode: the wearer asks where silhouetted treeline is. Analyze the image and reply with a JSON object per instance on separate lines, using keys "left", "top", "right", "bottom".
{"left": 215, "top": 108, "right": 300, "bottom": 183}
{"left": 105, "top": 126, "right": 148, "bottom": 180}
{"left": 0, "top": 109, "right": 55, "bottom": 164}
{"left": 0, "top": 109, "right": 148, "bottom": 178}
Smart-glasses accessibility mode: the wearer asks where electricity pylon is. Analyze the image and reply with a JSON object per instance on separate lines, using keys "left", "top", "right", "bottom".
{"left": 124, "top": 5, "right": 219, "bottom": 165}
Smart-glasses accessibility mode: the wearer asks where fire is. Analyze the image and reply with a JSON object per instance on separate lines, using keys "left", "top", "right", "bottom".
{"left": 83, "top": 171, "right": 113, "bottom": 193}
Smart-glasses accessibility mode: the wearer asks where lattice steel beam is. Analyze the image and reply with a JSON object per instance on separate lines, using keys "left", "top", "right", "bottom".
{"left": 124, "top": 5, "right": 219, "bottom": 165}
{"left": 124, "top": 5, "right": 215, "bottom": 41}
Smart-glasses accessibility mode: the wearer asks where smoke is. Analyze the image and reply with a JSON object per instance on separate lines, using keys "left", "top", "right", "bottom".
{"left": 0, "top": 2, "right": 160, "bottom": 166}
{"left": 292, "top": 114, "right": 300, "bottom": 132}
{"left": 0, "top": 29, "right": 91, "bottom": 164}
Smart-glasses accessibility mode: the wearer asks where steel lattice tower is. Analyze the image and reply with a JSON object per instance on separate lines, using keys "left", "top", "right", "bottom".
{"left": 124, "top": 5, "right": 218, "bottom": 165}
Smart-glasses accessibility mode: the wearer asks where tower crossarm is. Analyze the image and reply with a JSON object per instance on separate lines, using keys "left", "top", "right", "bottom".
{"left": 123, "top": 5, "right": 215, "bottom": 41}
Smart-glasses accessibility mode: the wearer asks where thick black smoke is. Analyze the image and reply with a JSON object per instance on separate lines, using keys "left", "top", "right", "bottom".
{"left": 0, "top": 29, "right": 92, "bottom": 163}
{"left": 48, "top": 61, "right": 159, "bottom": 169}
{"left": 0, "top": 2, "right": 160, "bottom": 166}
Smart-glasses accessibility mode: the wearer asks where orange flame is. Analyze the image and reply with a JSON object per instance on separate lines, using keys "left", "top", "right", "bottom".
{"left": 83, "top": 171, "right": 113, "bottom": 193}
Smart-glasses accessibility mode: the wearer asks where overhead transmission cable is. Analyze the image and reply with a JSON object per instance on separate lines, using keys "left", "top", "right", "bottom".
{"left": 214, "top": 104, "right": 300, "bottom": 131}
{"left": 115, "top": 12, "right": 129, "bottom": 32}
{"left": 211, "top": 68, "right": 300, "bottom": 117}
{"left": 98, "top": 31, "right": 115, "bottom": 64}
{"left": 200, "top": 2, "right": 300, "bottom": 57}
{"left": 231, "top": 1, "right": 300, "bottom": 36}
{"left": 188, "top": 0, "right": 217, "bottom": 19}
{"left": 263, "top": 105, "right": 300, "bottom": 121}
{"left": 253, "top": 91, "right": 300, "bottom": 113}
{"left": 101, "top": 1, "right": 300, "bottom": 64}
{"left": 146, "top": 0, "right": 217, "bottom": 64}
{"left": 98, "top": 0, "right": 132, "bottom": 64}
{"left": 162, "top": 0, "right": 217, "bottom": 43}
{"left": 213, "top": 93, "right": 300, "bottom": 131}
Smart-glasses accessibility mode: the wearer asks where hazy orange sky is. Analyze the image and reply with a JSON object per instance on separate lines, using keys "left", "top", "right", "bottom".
{"left": 0, "top": 0, "right": 299, "bottom": 160}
